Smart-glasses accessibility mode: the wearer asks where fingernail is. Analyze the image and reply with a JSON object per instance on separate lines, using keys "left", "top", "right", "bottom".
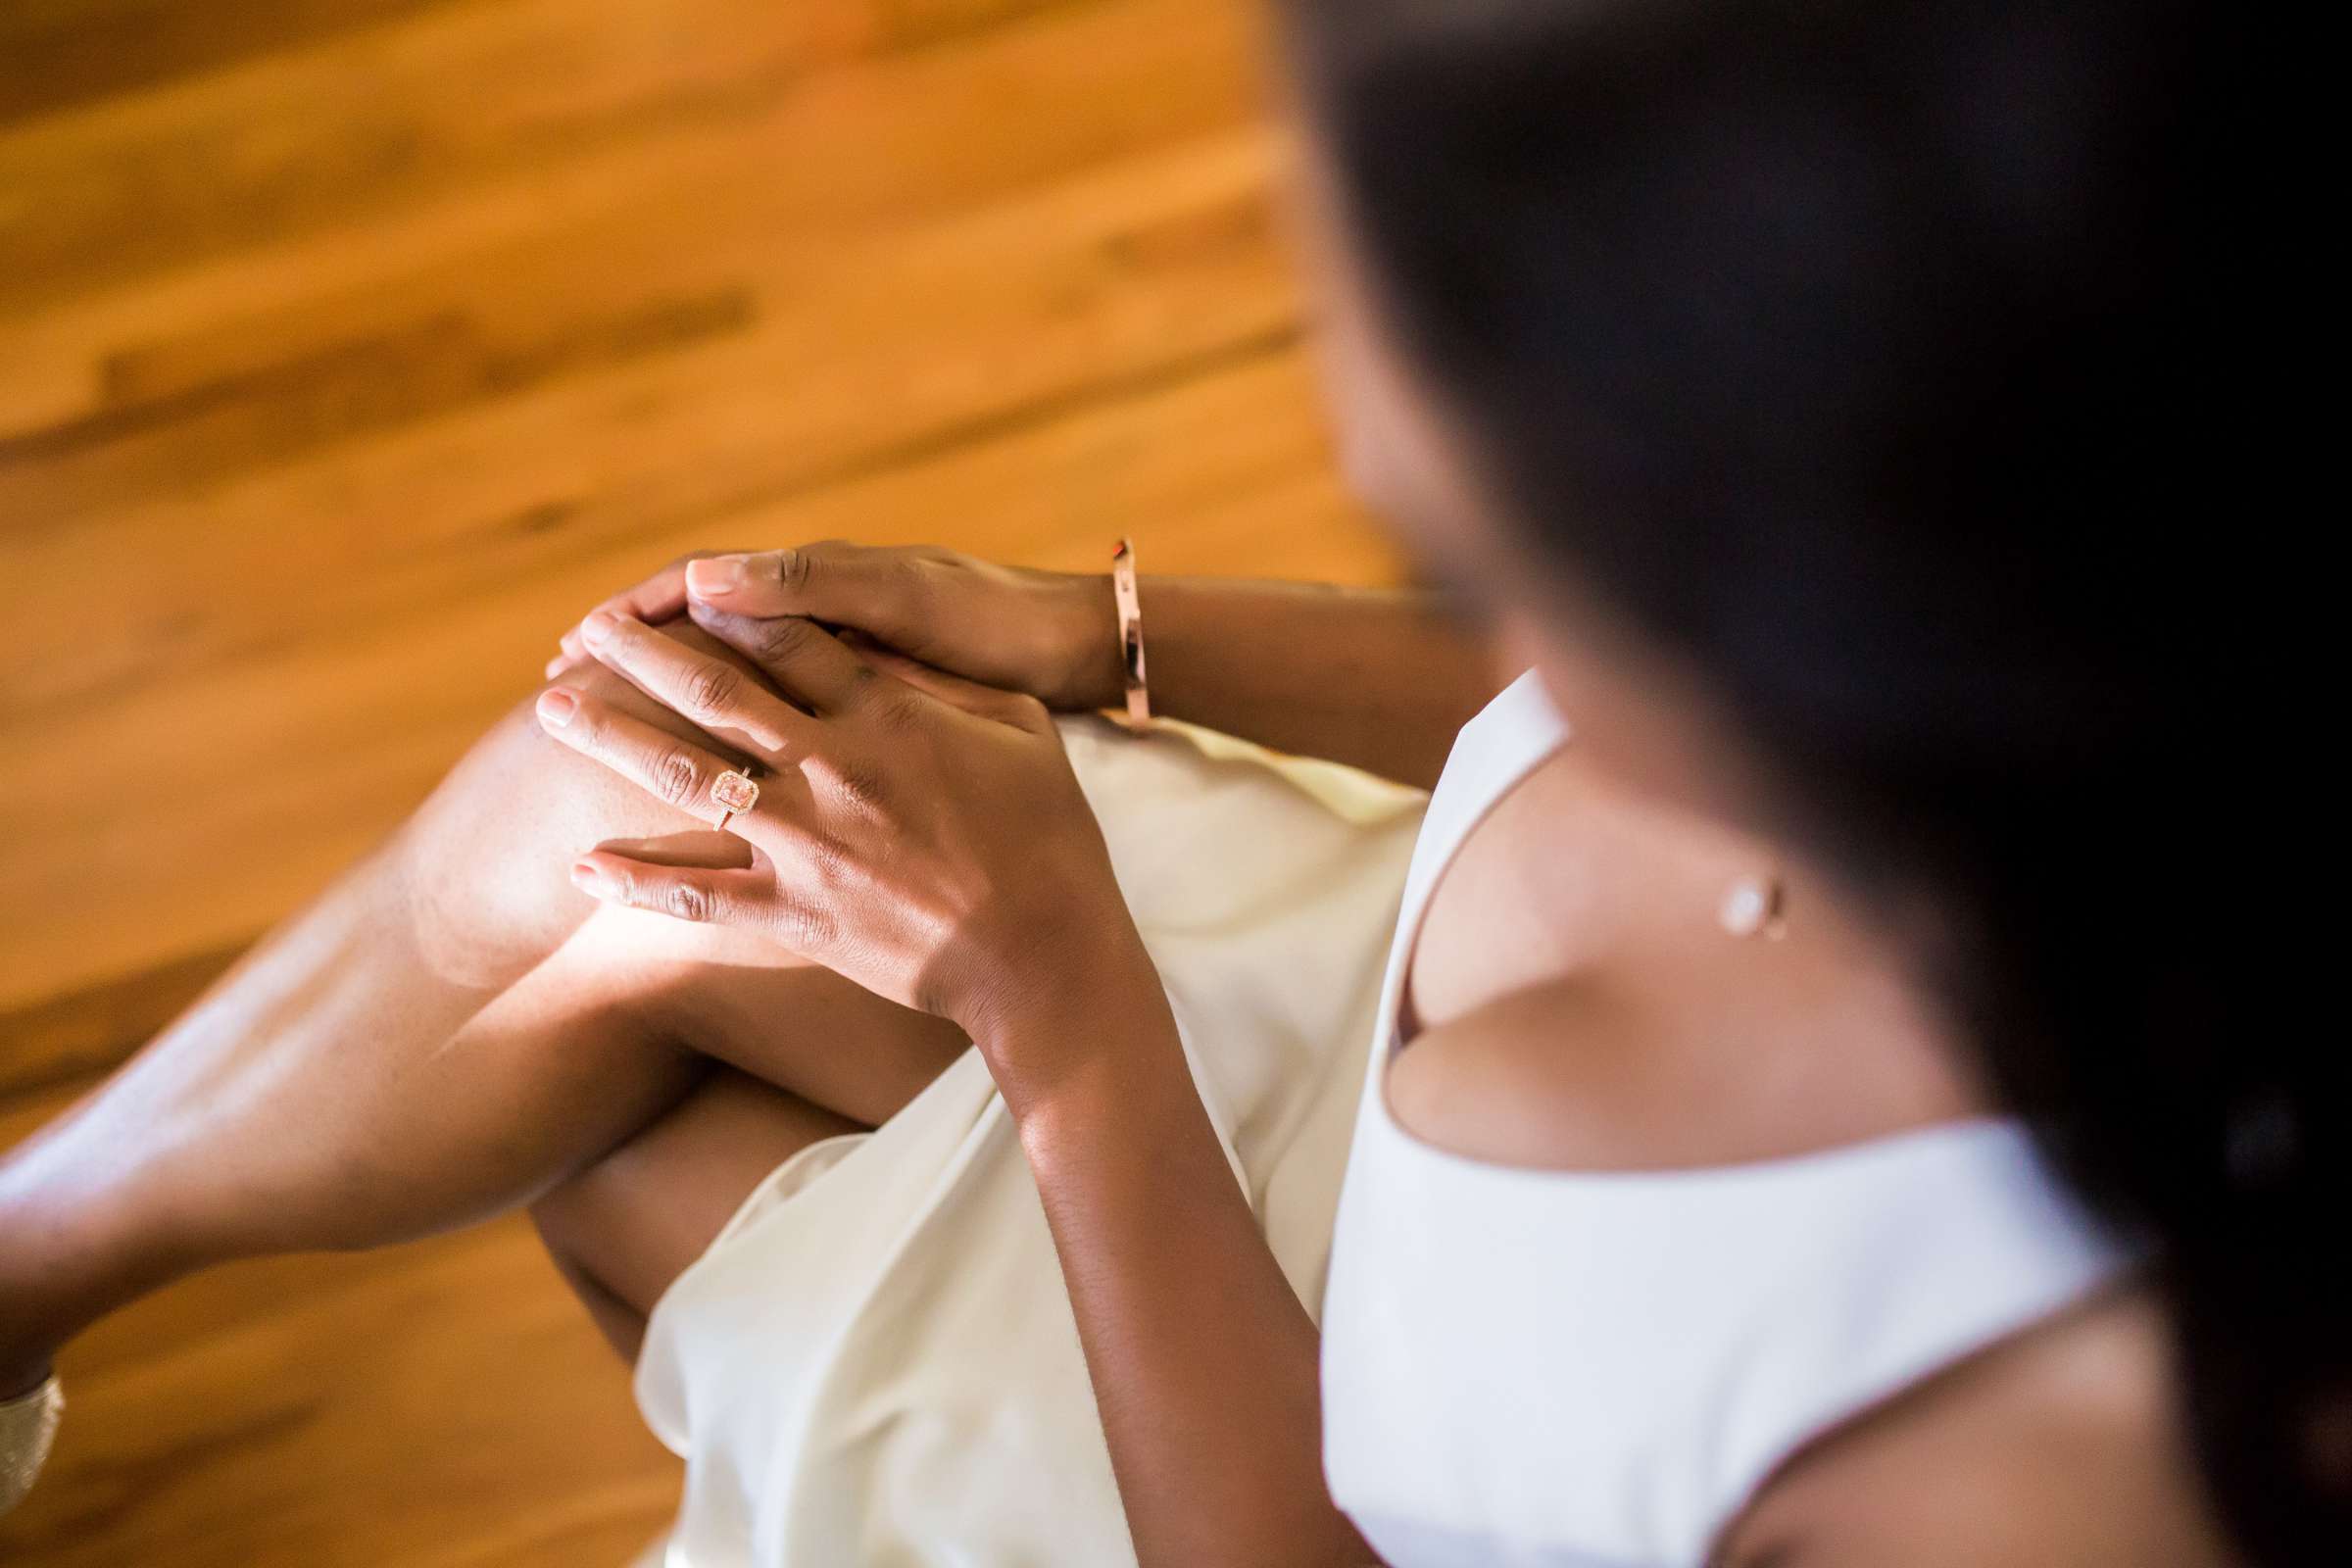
{"left": 582, "top": 610, "right": 620, "bottom": 646}
{"left": 536, "top": 688, "right": 578, "bottom": 727}
{"left": 687, "top": 557, "right": 745, "bottom": 597}
{"left": 543, "top": 656, "right": 567, "bottom": 679}
{"left": 569, "top": 860, "right": 612, "bottom": 897}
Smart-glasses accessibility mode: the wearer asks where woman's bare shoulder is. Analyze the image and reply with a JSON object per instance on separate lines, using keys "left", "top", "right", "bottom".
{"left": 1719, "top": 1289, "right": 2242, "bottom": 1568}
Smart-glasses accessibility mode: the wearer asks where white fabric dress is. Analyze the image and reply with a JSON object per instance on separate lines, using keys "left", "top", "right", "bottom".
{"left": 633, "top": 714, "right": 1429, "bottom": 1567}
{"left": 636, "top": 675, "right": 2128, "bottom": 1567}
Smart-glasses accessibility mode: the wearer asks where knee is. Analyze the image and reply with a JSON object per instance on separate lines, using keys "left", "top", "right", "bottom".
{"left": 458, "top": 618, "right": 764, "bottom": 818}
{"left": 527, "top": 1170, "right": 595, "bottom": 1275}
{"left": 513, "top": 620, "right": 770, "bottom": 831}
{"left": 527, "top": 1167, "right": 646, "bottom": 1360}
{"left": 393, "top": 622, "right": 775, "bottom": 976}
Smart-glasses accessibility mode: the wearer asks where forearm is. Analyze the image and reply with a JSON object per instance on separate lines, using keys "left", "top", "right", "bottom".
{"left": 1096, "top": 578, "right": 1494, "bottom": 789}
{"left": 619, "top": 546, "right": 1494, "bottom": 787}
{"left": 991, "top": 982, "right": 1374, "bottom": 1567}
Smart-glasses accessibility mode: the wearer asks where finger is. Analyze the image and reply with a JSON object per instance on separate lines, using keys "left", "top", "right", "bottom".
{"left": 587, "top": 830, "right": 754, "bottom": 871}
{"left": 684, "top": 545, "right": 919, "bottom": 643}
{"left": 544, "top": 629, "right": 591, "bottom": 679}
{"left": 861, "top": 647, "right": 1050, "bottom": 731}
{"left": 685, "top": 603, "right": 875, "bottom": 714}
{"left": 579, "top": 612, "right": 813, "bottom": 760}
{"left": 569, "top": 851, "right": 767, "bottom": 928}
{"left": 605, "top": 561, "right": 697, "bottom": 623}
{"left": 535, "top": 687, "right": 753, "bottom": 825}
{"left": 552, "top": 554, "right": 721, "bottom": 667}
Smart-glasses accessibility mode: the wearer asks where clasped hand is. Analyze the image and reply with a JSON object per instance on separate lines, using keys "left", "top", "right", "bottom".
{"left": 534, "top": 557, "right": 1152, "bottom": 1098}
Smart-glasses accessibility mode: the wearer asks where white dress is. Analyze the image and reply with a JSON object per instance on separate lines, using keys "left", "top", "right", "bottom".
{"left": 636, "top": 676, "right": 2127, "bottom": 1566}
{"left": 634, "top": 714, "right": 1428, "bottom": 1566}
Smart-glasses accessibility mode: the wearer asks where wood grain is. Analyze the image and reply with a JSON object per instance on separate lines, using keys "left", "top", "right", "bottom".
{"left": 0, "top": 0, "right": 1397, "bottom": 1560}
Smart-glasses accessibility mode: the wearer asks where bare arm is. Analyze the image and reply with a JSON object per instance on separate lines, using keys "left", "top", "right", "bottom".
{"left": 1004, "top": 977, "right": 1378, "bottom": 1565}
{"left": 554, "top": 545, "right": 1496, "bottom": 787}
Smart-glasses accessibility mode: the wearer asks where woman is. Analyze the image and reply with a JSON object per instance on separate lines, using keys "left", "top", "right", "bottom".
{"left": 527, "top": 0, "right": 2325, "bottom": 1560}
{"left": 6, "top": 2, "right": 2328, "bottom": 1565}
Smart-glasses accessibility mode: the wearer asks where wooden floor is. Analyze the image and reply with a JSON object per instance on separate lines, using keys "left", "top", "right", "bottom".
{"left": 0, "top": 2, "right": 1397, "bottom": 1561}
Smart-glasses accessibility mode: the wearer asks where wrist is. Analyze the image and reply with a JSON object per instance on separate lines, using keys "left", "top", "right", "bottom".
{"left": 958, "top": 939, "right": 1184, "bottom": 1124}
{"left": 1010, "top": 1036, "right": 1200, "bottom": 1189}
{"left": 1042, "top": 570, "right": 1124, "bottom": 711}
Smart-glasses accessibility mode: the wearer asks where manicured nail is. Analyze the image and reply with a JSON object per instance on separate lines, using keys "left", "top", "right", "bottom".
{"left": 687, "top": 557, "right": 746, "bottom": 597}
{"left": 569, "top": 860, "right": 612, "bottom": 897}
{"left": 581, "top": 610, "right": 620, "bottom": 646}
{"left": 536, "top": 688, "right": 578, "bottom": 727}
{"left": 543, "top": 656, "right": 566, "bottom": 679}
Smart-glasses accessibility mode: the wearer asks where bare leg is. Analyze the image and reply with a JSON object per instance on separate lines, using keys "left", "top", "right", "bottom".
{"left": 531, "top": 1067, "right": 862, "bottom": 1363}
{"left": 0, "top": 625, "right": 961, "bottom": 1394}
{"left": 515, "top": 907, "right": 959, "bottom": 1361}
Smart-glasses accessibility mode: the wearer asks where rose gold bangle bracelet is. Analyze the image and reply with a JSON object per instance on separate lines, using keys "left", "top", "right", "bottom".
{"left": 1110, "top": 538, "right": 1150, "bottom": 727}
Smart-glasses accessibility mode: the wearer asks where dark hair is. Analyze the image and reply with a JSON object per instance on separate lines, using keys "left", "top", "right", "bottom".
{"left": 1283, "top": 1, "right": 2333, "bottom": 1559}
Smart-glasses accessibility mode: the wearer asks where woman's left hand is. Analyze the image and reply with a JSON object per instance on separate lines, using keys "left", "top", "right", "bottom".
{"left": 535, "top": 606, "right": 1156, "bottom": 1098}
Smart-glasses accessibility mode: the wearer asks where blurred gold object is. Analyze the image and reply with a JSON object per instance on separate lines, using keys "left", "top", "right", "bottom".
{"left": 1, "top": 1374, "right": 62, "bottom": 1516}
{"left": 1111, "top": 539, "right": 1151, "bottom": 727}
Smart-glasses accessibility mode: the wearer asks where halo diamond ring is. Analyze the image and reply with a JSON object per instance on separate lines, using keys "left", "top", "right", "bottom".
{"left": 711, "top": 768, "right": 760, "bottom": 831}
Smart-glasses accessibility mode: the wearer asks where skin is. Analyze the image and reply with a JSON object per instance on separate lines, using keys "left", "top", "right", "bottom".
{"left": 4, "top": 100, "right": 2233, "bottom": 1568}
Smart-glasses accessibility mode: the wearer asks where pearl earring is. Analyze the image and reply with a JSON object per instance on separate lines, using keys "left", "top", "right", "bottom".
{"left": 1719, "top": 875, "right": 1788, "bottom": 940}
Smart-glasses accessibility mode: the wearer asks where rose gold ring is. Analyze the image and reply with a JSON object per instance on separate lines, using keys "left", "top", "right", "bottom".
{"left": 711, "top": 768, "right": 760, "bottom": 831}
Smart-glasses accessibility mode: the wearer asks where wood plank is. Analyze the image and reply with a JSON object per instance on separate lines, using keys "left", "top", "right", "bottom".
{"left": 0, "top": 0, "right": 826, "bottom": 319}
{"left": 0, "top": 0, "right": 452, "bottom": 131}
{"left": 0, "top": 0, "right": 1251, "bottom": 336}
{"left": 1, "top": 127, "right": 1298, "bottom": 707}
{"left": 1, "top": 0, "right": 1261, "bottom": 434}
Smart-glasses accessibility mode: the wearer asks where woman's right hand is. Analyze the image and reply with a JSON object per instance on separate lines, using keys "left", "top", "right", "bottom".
{"left": 550, "top": 543, "right": 1122, "bottom": 711}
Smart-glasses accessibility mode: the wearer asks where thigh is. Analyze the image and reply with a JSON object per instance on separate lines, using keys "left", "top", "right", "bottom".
{"left": 564, "top": 902, "right": 969, "bottom": 1127}
{"left": 531, "top": 1067, "right": 858, "bottom": 1360}
{"left": 526, "top": 913, "right": 965, "bottom": 1358}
